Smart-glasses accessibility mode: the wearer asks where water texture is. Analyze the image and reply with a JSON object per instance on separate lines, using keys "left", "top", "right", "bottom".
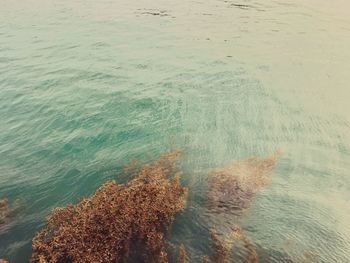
{"left": 0, "top": 0, "right": 350, "bottom": 262}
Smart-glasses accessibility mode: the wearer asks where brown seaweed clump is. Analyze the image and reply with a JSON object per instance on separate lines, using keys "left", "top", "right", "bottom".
{"left": 206, "top": 150, "right": 281, "bottom": 215}
{"left": 202, "top": 151, "right": 281, "bottom": 263}
{"left": 207, "top": 226, "right": 257, "bottom": 263}
{"left": 31, "top": 151, "right": 188, "bottom": 263}
{"left": 0, "top": 259, "right": 9, "bottom": 263}
{"left": 0, "top": 198, "right": 10, "bottom": 224}
{"left": 283, "top": 240, "right": 319, "bottom": 263}
{"left": 210, "top": 230, "right": 231, "bottom": 263}
{"left": 0, "top": 198, "right": 21, "bottom": 225}
{"left": 230, "top": 226, "right": 258, "bottom": 263}
{"left": 178, "top": 244, "right": 189, "bottom": 263}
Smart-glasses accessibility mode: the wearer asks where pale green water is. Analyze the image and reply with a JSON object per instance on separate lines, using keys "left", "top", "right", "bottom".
{"left": 1, "top": 0, "right": 350, "bottom": 262}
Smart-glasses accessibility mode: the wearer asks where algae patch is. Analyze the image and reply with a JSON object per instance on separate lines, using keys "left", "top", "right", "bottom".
{"left": 30, "top": 150, "right": 282, "bottom": 262}
{"left": 31, "top": 151, "right": 187, "bottom": 263}
{"left": 206, "top": 150, "right": 281, "bottom": 215}
{"left": 0, "top": 198, "right": 21, "bottom": 226}
{"left": 202, "top": 151, "right": 281, "bottom": 262}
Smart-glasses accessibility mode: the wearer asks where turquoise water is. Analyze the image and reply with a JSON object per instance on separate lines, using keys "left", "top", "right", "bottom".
{"left": 1, "top": 0, "right": 350, "bottom": 262}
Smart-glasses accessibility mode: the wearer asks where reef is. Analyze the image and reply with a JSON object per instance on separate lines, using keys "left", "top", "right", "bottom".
{"left": 31, "top": 151, "right": 188, "bottom": 263}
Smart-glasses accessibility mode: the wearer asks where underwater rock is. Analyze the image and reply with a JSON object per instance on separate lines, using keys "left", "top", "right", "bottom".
{"left": 31, "top": 151, "right": 188, "bottom": 263}
{"left": 0, "top": 259, "right": 9, "bottom": 263}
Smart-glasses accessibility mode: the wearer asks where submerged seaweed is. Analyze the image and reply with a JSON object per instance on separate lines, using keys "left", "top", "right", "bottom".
{"left": 206, "top": 150, "right": 281, "bottom": 215}
{"left": 0, "top": 198, "right": 10, "bottom": 224}
{"left": 0, "top": 198, "right": 21, "bottom": 226}
{"left": 30, "top": 150, "right": 283, "bottom": 263}
{"left": 31, "top": 151, "right": 188, "bottom": 263}
{"left": 205, "top": 226, "right": 257, "bottom": 263}
{"left": 210, "top": 230, "right": 231, "bottom": 263}
{"left": 178, "top": 244, "right": 189, "bottom": 263}
{"left": 202, "top": 151, "right": 281, "bottom": 263}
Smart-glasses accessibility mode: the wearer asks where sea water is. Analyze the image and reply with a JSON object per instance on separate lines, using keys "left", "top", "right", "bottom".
{"left": 0, "top": 0, "right": 350, "bottom": 262}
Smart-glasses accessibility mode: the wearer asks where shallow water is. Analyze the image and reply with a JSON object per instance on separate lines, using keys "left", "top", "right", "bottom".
{"left": 1, "top": 0, "right": 350, "bottom": 262}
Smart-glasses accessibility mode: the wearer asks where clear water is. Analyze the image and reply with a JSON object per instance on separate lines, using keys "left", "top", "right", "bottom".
{"left": 1, "top": 0, "right": 350, "bottom": 262}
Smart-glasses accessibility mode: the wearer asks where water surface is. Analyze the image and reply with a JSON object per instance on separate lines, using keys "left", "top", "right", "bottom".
{"left": 1, "top": 0, "right": 350, "bottom": 262}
